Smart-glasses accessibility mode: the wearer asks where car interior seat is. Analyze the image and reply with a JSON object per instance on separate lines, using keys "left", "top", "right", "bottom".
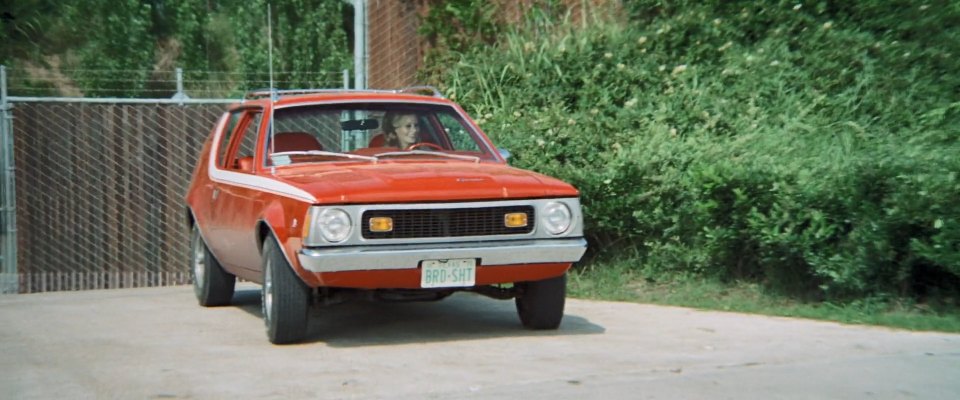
{"left": 368, "top": 133, "right": 386, "bottom": 147}
{"left": 272, "top": 132, "right": 323, "bottom": 152}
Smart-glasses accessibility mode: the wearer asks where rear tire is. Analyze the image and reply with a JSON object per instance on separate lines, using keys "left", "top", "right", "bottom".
{"left": 190, "top": 225, "right": 235, "bottom": 306}
{"left": 515, "top": 274, "right": 567, "bottom": 330}
{"left": 262, "top": 237, "right": 310, "bottom": 344}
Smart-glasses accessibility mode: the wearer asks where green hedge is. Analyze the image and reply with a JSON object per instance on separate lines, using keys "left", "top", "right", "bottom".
{"left": 429, "top": 0, "right": 960, "bottom": 300}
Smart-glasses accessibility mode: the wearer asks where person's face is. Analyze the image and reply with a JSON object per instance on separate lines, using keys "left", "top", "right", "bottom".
{"left": 393, "top": 115, "right": 419, "bottom": 148}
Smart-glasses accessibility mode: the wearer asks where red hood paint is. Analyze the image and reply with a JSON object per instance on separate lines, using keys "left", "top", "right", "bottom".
{"left": 273, "top": 161, "right": 578, "bottom": 204}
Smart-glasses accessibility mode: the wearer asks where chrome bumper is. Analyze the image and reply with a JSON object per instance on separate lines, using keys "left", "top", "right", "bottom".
{"left": 297, "top": 238, "right": 587, "bottom": 273}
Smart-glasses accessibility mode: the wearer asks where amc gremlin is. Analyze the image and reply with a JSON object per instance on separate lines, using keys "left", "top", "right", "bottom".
{"left": 185, "top": 87, "right": 587, "bottom": 344}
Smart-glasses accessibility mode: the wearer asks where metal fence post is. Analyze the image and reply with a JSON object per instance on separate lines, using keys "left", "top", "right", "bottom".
{"left": 352, "top": 0, "right": 367, "bottom": 90}
{"left": 0, "top": 65, "right": 18, "bottom": 294}
{"left": 172, "top": 67, "right": 189, "bottom": 105}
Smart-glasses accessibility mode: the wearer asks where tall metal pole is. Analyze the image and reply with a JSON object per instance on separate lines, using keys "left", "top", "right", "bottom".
{"left": 0, "top": 65, "right": 17, "bottom": 293}
{"left": 353, "top": 0, "right": 367, "bottom": 90}
{"left": 268, "top": 4, "right": 275, "bottom": 96}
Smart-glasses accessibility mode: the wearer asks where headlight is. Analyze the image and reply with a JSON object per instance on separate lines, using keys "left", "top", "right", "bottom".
{"left": 541, "top": 201, "right": 572, "bottom": 235}
{"left": 316, "top": 208, "right": 352, "bottom": 243}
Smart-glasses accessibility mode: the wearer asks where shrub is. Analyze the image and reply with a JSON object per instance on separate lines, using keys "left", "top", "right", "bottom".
{"left": 426, "top": 1, "right": 960, "bottom": 301}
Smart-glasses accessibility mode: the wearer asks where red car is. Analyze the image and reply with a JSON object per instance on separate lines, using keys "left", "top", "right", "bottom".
{"left": 185, "top": 87, "right": 587, "bottom": 344}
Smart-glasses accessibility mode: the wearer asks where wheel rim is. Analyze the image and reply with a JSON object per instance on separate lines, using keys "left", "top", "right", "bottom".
{"left": 263, "top": 257, "right": 273, "bottom": 323}
{"left": 192, "top": 233, "right": 206, "bottom": 288}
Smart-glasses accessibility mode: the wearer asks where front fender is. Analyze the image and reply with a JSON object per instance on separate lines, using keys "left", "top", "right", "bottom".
{"left": 257, "top": 201, "right": 318, "bottom": 287}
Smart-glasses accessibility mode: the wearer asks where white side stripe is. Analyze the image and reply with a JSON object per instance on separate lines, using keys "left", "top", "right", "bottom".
{"left": 206, "top": 113, "right": 317, "bottom": 203}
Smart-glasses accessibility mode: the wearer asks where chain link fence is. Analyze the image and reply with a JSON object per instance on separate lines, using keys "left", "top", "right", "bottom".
{"left": 0, "top": 62, "right": 354, "bottom": 294}
{"left": 9, "top": 100, "right": 228, "bottom": 293}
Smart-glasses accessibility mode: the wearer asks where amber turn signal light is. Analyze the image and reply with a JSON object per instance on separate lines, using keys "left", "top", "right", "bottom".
{"left": 504, "top": 212, "right": 528, "bottom": 228}
{"left": 369, "top": 217, "right": 394, "bottom": 232}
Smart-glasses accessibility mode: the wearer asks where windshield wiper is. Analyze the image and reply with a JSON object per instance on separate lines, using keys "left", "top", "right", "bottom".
{"left": 270, "top": 150, "right": 377, "bottom": 163}
{"left": 373, "top": 150, "right": 480, "bottom": 163}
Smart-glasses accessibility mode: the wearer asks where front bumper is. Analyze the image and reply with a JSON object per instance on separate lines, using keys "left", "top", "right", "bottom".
{"left": 297, "top": 238, "right": 588, "bottom": 273}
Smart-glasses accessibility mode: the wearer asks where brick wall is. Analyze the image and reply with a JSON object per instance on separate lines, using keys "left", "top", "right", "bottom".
{"left": 367, "top": 0, "right": 422, "bottom": 89}
{"left": 365, "top": 0, "right": 620, "bottom": 89}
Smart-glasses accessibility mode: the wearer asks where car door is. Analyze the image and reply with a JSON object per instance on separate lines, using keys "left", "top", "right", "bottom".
{"left": 207, "top": 108, "right": 264, "bottom": 276}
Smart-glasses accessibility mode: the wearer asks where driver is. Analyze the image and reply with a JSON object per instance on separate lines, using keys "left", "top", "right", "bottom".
{"left": 381, "top": 112, "right": 419, "bottom": 148}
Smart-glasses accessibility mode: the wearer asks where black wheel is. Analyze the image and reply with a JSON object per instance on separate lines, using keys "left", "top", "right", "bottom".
{"left": 515, "top": 274, "right": 567, "bottom": 330}
{"left": 262, "top": 237, "right": 310, "bottom": 344}
{"left": 190, "top": 225, "right": 235, "bottom": 306}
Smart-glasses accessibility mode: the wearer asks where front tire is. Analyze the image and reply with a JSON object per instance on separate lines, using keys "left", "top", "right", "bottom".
{"left": 262, "top": 237, "right": 310, "bottom": 344}
{"left": 190, "top": 225, "right": 235, "bottom": 306}
{"left": 515, "top": 274, "right": 567, "bottom": 330}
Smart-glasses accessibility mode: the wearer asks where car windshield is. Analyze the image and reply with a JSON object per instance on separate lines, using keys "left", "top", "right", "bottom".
{"left": 265, "top": 102, "right": 497, "bottom": 166}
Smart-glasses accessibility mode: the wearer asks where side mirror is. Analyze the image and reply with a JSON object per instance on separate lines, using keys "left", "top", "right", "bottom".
{"left": 498, "top": 148, "right": 511, "bottom": 162}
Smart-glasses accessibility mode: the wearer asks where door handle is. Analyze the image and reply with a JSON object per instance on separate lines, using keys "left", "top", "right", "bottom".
{"left": 212, "top": 188, "right": 220, "bottom": 200}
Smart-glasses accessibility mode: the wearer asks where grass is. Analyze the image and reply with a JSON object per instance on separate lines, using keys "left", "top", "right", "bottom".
{"left": 568, "top": 259, "right": 960, "bottom": 333}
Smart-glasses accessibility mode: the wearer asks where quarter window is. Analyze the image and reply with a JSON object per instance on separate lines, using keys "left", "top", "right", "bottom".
{"left": 236, "top": 113, "right": 262, "bottom": 160}
{"left": 219, "top": 110, "right": 263, "bottom": 171}
{"left": 217, "top": 112, "right": 243, "bottom": 168}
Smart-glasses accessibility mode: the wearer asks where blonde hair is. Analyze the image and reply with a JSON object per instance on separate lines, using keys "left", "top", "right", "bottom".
{"left": 381, "top": 112, "right": 416, "bottom": 147}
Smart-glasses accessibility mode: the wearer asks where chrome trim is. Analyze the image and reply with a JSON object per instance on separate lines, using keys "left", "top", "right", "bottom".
{"left": 244, "top": 86, "right": 443, "bottom": 100}
{"left": 373, "top": 150, "right": 481, "bottom": 163}
{"left": 302, "top": 198, "right": 583, "bottom": 247}
{"left": 297, "top": 238, "right": 587, "bottom": 273}
{"left": 272, "top": 98, "right": 451, "bottom": 110}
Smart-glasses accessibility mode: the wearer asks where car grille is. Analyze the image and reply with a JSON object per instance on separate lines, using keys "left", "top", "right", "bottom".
{"left": 361, "top": 206, "right": 535, "bottom": 239}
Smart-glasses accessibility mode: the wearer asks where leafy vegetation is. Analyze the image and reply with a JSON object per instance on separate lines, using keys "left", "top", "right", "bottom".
{"left": 425, "top": 0, "right": 960, "bottom": 305}
{"left": 1, "top": 0, "right": 351, "bottom": 96}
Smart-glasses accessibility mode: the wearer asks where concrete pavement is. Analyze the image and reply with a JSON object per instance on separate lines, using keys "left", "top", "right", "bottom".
{"left": 1, "top": 283, "right": 958, "bottom": 399}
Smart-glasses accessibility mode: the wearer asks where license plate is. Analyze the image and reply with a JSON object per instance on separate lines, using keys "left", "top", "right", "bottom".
{"left": 420, "top": 259, "right": 476, "bottom": 288}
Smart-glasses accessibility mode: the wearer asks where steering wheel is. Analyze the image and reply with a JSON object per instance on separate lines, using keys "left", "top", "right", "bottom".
{"left": 405, "top": 142, "right": 444, "bottom": 151}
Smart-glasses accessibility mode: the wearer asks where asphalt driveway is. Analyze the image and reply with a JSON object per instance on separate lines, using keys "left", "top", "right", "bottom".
{"left": 1, "top": 283, "right": 957, "bottom": 399}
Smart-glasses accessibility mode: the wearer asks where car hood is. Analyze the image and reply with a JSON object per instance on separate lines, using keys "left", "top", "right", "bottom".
{"left": 274, "top": 161, "right": 579, "bottom": 204}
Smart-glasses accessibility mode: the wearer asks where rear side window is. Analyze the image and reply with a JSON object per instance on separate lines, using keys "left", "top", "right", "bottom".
{"left": 236, "top": 113, "right": 262, "bottom": 160}
{"left": 217, "top": 112, "right": 244, "bottom": 167}
{"left": 217, "top": 109, "right": 263, "bottom": 170}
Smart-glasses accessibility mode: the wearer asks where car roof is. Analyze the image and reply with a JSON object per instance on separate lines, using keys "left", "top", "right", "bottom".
{"left": 235, "top": 86, "right": 456, "bottom": 108}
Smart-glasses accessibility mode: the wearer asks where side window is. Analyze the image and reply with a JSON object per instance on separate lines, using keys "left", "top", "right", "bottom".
{"left": 222, "top": 111, "right": 262, "bottom": 172}
{"left": 416, "top": 115, "right": 437, "bottom": 145}
{"left": 217, "top": 112, "right": 243, "bottom": 168}
{"left": 236, "top": 113, "right": 262, "bottom": 160}
{"left": 438, "top": 113, "right": 480, "bottom": 151}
